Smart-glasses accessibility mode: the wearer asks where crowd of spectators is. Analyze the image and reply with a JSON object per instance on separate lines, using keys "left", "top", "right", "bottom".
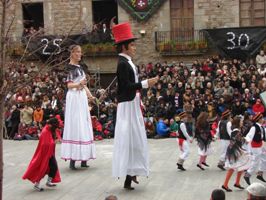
{"left": 4, "top": 51, "right": 266, "bottom": 141}
{"left": 137, "top": 51, "right": 266, "bottom": 138}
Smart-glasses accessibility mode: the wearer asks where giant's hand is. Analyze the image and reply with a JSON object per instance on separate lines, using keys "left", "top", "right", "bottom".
{"left": 148, "top": 76, "right": 159, "bottom": 87}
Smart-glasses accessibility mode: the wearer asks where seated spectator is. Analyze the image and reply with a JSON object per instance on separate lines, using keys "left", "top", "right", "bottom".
{"left": 103, "top": 120, "right": 115, "bottom": 138}
{"left": 15, "top": 123, "right": 38, "bottom": 140}
{"left": 210, "top": 189, "right": 225, "bottom": 200}
{"left": 27, "top": 122, "right": 40, "bottom": 139}
{"left": 154, "top": 117, "right": 169, "bottom": 139}
{"left": 246, "top": 182, "right": 266, "bottom": 200}
{"left": 91, "top": 116, "right": 103, "bottom": 140}
{"left": 14, "top": 123, "right": 28, "bottom": 140}
{"left": 145, "top": 120, "right": 155, "bottom": 138}
{"left": 169, "top": 118, "right": 179, "bottom": 138}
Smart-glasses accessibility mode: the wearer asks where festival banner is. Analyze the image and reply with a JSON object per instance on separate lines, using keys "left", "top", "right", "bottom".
{"left": 204, "top": 26, "right": 266, "bottom": 60}
{"left": 117, "top": 0, "right": 167, "bottom": 21}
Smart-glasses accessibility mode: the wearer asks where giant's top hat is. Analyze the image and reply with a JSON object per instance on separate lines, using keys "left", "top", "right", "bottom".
{"left": 112, "top": 22, "right": 137, "bottom": 44}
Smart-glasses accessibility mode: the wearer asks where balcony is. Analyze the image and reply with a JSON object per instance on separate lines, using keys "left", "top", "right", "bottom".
{"left": 81, "top": 43, "right": 116, "bottom": 57}
{"left": 155, "top": 29, "right": 208, "bottom": 56}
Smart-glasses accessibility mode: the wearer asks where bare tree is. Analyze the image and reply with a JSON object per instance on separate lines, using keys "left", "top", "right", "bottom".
{"left": 0, "top": 1, "right": 83, "bottom": 199}
{"left": 0, "top": 1, "right": 8, "bottom": 199}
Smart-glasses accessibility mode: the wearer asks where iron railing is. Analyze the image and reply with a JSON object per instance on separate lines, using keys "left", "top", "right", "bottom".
{"left": 155, "top": 29, "right": 208, "bottom": 54}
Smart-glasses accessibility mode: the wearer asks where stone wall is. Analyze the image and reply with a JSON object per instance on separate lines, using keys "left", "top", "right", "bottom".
{"left": 3, "top": 0, "right": 92, "bottom": 39}
{"left": 88, "top": 1, "right": 171, "bottom": 72}
{"left": 194, "top": 0, "right": 239, "bottom": 29}
{"left": 1, "top": 0, "right": 247, "bottom": 73}
{"left": 118, "top": 1, "right": 170, "bottom": 64}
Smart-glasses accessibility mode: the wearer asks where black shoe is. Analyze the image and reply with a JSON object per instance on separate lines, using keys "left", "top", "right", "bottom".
{"left": 124, "top": 185, "right": 135, "bottom": 190}
{"left": 177, "top": 163, "right": 186, "bottom": 171}
{"left": 257, "top": 175, "right": 266, "bottom": 182}
{"left": 202, "top": 162, "right": 209, "bottom": 167}
{"left": 234, "top": 184, "right": 244, "bottom": 189}
{"left": 197, "top": 164, "right": 205, "bottom": 170}
{"left": 217, "top": 164, "right": 226, "bottom": 171}
{"left": 81, "top": 161, "right": 89, "bottom": 168}
{"left": 124, "top": 175, "right": 134, "bottom": 190}
{"left": 69, "top": 160, "right": 77, "bottom": 170}
{"left": 222, "top": 185, "right": 232, "bottom": 192}
{"left": 244, "top": 176, "right": 251, "bottom": 185}
{"left": 46, "top": 182, "right": 56, "bottom": 187}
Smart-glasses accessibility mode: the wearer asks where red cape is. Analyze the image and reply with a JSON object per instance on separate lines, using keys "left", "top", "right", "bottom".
{"left": 22, "top": 125, "right": 61, "bottom": 183}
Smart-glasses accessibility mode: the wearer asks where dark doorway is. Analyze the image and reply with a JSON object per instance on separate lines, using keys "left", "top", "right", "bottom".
{"left": 92, "top": 0, "right": 118, "bottom": 28}
{"left": 22, "top": 3, "right": 44, "bottom": 29}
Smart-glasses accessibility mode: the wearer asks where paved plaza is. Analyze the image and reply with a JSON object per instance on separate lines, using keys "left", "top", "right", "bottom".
{"left": 4, "top": 138, "right": 259, "bottom": 200}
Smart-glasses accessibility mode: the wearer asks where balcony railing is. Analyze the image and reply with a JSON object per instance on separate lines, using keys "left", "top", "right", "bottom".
{"left": 155, "top": 29, "right": 208, "bottom": 55}
{"left": 5, "top": 36, "right": 117, "bottom": 60}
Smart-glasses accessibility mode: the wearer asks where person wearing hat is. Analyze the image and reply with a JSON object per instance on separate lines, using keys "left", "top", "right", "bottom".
{"left": 246, "top": 182, "right": 266, "bottom": 200}
{"left": 176, "top": 111, "right": 193, "bottom": 171}
{"left": 244, "top": 113, "right": 266, "bottom": 185}
{"left": 216, "top": 109, "right": 232, "bottom": 170}
{"left": 111, "top": 22, "right": 158, "bottom": 190}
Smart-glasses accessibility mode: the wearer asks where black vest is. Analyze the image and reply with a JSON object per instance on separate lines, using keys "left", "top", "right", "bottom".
{"left": 116, "top": 56, "right": 142, "bottom": 103}
{"left": 219, "top": 120, "right": 231, "bottom": 140}
{"left": 253, "top": 123, "right": 266, "bottom": 142}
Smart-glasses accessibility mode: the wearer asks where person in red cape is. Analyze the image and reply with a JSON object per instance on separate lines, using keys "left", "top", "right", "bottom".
{"left": 22, "top": 118, "right": 61, "bottom": 191}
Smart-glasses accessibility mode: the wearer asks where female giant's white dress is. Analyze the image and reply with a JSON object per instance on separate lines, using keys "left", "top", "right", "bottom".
{"left": 61, "top": 64, "right": 96, "bottom": 161}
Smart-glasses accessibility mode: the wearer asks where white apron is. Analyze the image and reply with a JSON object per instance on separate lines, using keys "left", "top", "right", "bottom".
{"left": 112, "top": 59, "right": 149, "bottom": 178}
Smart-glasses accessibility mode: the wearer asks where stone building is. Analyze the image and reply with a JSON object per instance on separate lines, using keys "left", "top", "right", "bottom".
{"left": 2, "top": 0, "right": 266, "bottom": 73}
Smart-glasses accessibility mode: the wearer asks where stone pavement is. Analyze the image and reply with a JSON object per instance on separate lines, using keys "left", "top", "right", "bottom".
{"left": 4, "top": 138, "right": 258, "bottom": 200}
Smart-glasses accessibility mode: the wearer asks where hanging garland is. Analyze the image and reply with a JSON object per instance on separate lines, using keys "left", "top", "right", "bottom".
{"left": 117, "top": 0, "right": 167, "bottom": 22}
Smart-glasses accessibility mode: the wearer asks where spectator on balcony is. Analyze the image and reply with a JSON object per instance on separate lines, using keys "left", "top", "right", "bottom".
{"left": 100, "top": 23, "right": 112, "bottom": 43}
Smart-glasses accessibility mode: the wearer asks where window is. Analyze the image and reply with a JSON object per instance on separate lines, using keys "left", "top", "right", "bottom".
{"left": 170, "top": 0, "right": 194, "bottom": 31}
{"left": 92, "top": 0, "right": 118, "bottom": 29}
{"left": 240, "top": 0, "right": 265, "bottom": 26}
{"left": 22, "top": 3, "right": 44, "bottom": 30}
